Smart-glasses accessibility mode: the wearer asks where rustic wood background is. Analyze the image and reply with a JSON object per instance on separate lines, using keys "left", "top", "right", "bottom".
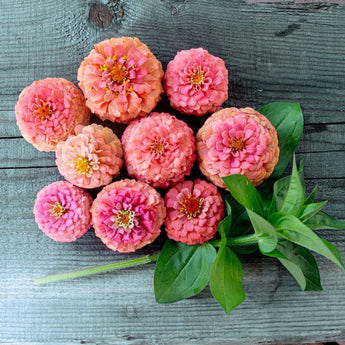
{"left": 1, "top": 0, "right": 345, "bottom": 344}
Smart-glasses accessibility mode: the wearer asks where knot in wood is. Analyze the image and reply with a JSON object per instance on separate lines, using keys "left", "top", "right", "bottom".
{"left": 89, "top": 4, "right": 112, "bottom": 28}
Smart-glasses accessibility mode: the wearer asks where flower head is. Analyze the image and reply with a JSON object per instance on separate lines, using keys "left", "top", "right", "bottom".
{"left": 33, "top": 181, "right": 92, "bottom": 242}
{"left": 164, "top": 48, "right": 228, "bottom": 116}
{"left": 197, "top": 107, "right": 280, "bottom": 188}
{"left": 77, "top": 37, "right": 164, "bottom": 123}
{"left": 122, "top": 112, "right": 197, "bottom": 189}
{"left": 15, "top": 78, "right": 90, "bottom": 152}
{"left": 164, "top": 179, "right": 223, "bottom": 245}
{"left": 56, "top": 124, "right": 123, "bottom": 189}
{"left": 91, "top": 179, "right": 166, "bottom": 253}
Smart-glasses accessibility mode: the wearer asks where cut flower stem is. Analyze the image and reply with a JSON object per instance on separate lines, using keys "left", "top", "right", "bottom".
{"left": 35, "top": 252, "right": 160, "bottom": 285}
{"left": 209, "top": 233, "right": 258, "bottom": 248}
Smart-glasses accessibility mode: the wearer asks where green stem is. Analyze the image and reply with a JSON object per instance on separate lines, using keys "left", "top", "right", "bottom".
{"left": 35, "top": 252, "right": 160, "bottom": 285}
{"left": 210, "top": 233, "right": 258, "bottom": 248}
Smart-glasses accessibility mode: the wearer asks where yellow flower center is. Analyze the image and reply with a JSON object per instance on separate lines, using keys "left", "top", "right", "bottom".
{"left": 115, "top": 210, "right": 135, "bottom": 231}
{"left": 75, "top": 156, "right": 92, "bottom": 175}
{"left": 180, "top": 195, "right": 204, "bottom": 219}
{"left": 110, "top": 62, "right": 129, "bottom": 85}
{"left": 230, "top": 138, "right": 246, "bottom": 152}
{"left": 35, "top": 103, "right": 53, "bottom": 120}
{"left": 50, "top": 202, "right": 66, "bottom": 217}
{"left": 189, "top": 67, "right": 205, "bottom": 88}
{"left": 151, "top": 141, "right": 166, "bottom": 155}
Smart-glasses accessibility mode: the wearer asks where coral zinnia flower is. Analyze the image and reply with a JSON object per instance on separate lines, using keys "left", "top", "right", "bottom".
{"left": 15, "top": 78, "right": 90, "bottom": 152}
{"left": 56, "top": 124, "right": 123, "bottom": 189}
{"left": 164, "top": 179, "right": 224, "bottom": 245}
{"left": 197, "top": 107, "right": 280, "bottom": 188}
{"left": 77, "top": 37, "right": 164, "bottom": 123}
{"left": 33, "top": 181, "right": 92, "bottom": 242}
{"left": 91, "top": 179, "right": 166, "bottom": 253}
{"left": 122, "top": 112, "right": 196, "bottom": 189}
{"left": 164, "top": 48, "right": 228, "bottom": 116}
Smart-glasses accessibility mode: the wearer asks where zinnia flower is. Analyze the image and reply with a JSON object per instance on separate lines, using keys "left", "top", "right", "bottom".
{"left": 122, "top": 112, "right": 196, "bottom": 189}
{"left": 164, "top": 48, "right": 228, "bottom": 116}
{"left": 164, "top": 179, "right": 224, "bottom": 245}
{"left": 15, "top": 78, "right": 90, "bottom": 152}
{"left": 56, "top": 124, "right": 123, "bottom": 189}
{"left": 197, "top": 107, "right": 280, "bottom": 188}
{"left": 77, "top": 37, "right": 164, "bottom": 123}
{"left": 33, "top": 181, "right": 92, "bottom": 242}
{"left": 91, "top": 179, "right": 166, "bottom": 253}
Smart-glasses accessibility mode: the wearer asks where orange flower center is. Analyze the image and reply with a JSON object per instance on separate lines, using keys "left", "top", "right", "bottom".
{"left": 50, "top": 202, "right": 66, "bottom": 217}
{"left": 180, "top": 195, "right": 204, "bottom": 219}
{"left": 35, "top": 103, "right": 53, "bottom": 120}
{"left": 151, "top": 141, "right": 166, "bottom": 155}
{"left": 75, "top": 156, "right": 92, "bottom": 175}
{"left": 110, "top": 62, "right": 129, "bottom": 85}
{"left": 115, "top": 210, "right": 135, "bottom": 231}
{"left": 189, "top": 67, "right": 205, "bottom": 87}
{"left": 230, "top": 138, "right": 246, "bottom": 152}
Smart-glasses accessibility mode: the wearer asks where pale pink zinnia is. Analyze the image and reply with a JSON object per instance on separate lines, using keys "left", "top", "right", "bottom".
{"left": 122, "top": 112, "right": 196, "bottom": 189}
{"left": 77, "top": 37, "right": 164, "bottom": 123}
{"left": 164, "top": 179, "right": 224, "bottom": 245}
{"left": 164, "top": 48, "right": 228, "bottom": 116}
{"left": 197, "top": 107, "right": 280, "bottom": 188}
{"left": 56, "top": 124, "right": 123, "bottom": 189}
{"left": 15, "top": 78, "right": 90, "bottom": 152}
{"left": 33, "top": 181, "right": 92, "bottom": 242}
{"left": 91, "top": 179, "right": 166, "bottom": 253}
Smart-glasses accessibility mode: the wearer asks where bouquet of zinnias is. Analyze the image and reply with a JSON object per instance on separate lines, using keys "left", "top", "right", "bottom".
{"left": 15, "top": 37, "right": 345, "bottom": 314}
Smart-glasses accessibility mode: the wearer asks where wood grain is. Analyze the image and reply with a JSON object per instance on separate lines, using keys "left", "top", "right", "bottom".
{"left": 1, "top": 0, "right": 345, "bottom": 343}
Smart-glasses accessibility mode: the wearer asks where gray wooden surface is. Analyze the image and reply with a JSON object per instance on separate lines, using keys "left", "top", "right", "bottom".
{"left": 1, "top": 0, "right": 345, "bottom": 344}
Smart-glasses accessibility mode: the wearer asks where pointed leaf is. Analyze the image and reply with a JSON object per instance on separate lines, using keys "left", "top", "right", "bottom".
{"left": 247, "top": 209, "right": 277, "bottom": 253}
{"left": 298, "top": 201, "right": 327, "bottom": 223}
{"left": 279, "top": 155, "right": 304, "bottom": 216}
{"left": 222, "top": 174, "right": 264, "bottom": 217}
{"left": 304, "top": 185, "right": 318, "bottom": 205}
{"left": 218, "top": 213, "right": 232, "bottom": 238}
{"left": 269, "top": 212, "right": 345, "bottom": 269}
{"left": 154, "top": 240, "right": 217, "bottom": 303}
{"left": 305, "top": 211, "right": 345, "bottom": 230}
{"left": 258, "top": 102, "right": 304, "bottom": 177}
{"left": 210, "top": 244, "right": 245, "bottom": 314}
{"left": 276, "top": 241, "right": 322, "bottom": 291}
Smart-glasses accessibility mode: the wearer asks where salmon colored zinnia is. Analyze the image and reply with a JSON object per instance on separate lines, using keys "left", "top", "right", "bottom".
{"left": 91, "top": 179, "right": 166, "bottom": 253}
{"left": 121, "top": 112, "right": 197, "bottom": 189}
{"left": 56, "top": 124, "right": 123, "bottom": 189}
{"left": 77, "top": 37, "right": 164, "bottom": 123}
{"left": 33, "top": 181, "right": 92, "bottom": 242}
{"left": 197, "top": 107, "right": 280, "bottom": 188}
{"left": 15, "top": 78, "right": 90, "bottom": 151}
{"left": 164, "top": 179, "right": 224, "bottom": 245}
{"left": 164, "top": 48, "right": 228, "bottom": 116}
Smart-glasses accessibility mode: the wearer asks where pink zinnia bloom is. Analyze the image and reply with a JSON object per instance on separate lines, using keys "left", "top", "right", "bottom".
{"left": 197, "top": 107, "right": 280, "bottom": 188}
{"left": 33, "top": 181, "right": 92, "bottom": 242}
{"left": 56, "top": 124, "right": 123, "bottom": 189}
{"left": 77, "top": 37, "right": 164, "bottom": 123}
{"left": 91, "top": 179, "right": 166, "bottom": 253}
{"left": 15, "top": 78, "right": 90, "bottom": 152}
{"left": 164, "top": 48, "right": 228, "bottom": 116}
{"left": 122, "top": 112, "right": 196, "bottom": 189}
{"left": 165, "top": 179, "right": 224, "bottom": 245}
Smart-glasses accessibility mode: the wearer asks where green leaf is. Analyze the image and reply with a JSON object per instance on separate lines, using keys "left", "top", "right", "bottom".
{"left": 222, "top": 174, "right": 264, "bottom": 217}
{"left": 276, "top": 241, "right": 322, "bottom": 291}
{"left": 257, "top": 179, "right": 275, "bottom": 216}
{"left": 298, "top": 201, "right": 327, "bottom": 223}
{"left": 210, "top": 244, "right": 245, "bottom": 314}
{"left": 246, "top": 209, "right": 277, "bottom": 253}
{"left": 218, "top": 213, "right": 232, "bottom": 238}
{"left": 279, "top": 155, "right": 304, "bottom": 216}
{"left": 305, "top": 211, "right": 345, "bottom": 230}
{"left": 224, "top": 193, "right": 245, "bottom": 220}
{"left": 154, "top": 240, "right": 217, "bottom": 303}
{"left": 304, "top": 185, "right": 318, "bottom": 205}
{"left": 269, "top": 212, "right": 345, "bottom": 270}
{"left": 258, "top": 102, "right": 304, "bottom": 177}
